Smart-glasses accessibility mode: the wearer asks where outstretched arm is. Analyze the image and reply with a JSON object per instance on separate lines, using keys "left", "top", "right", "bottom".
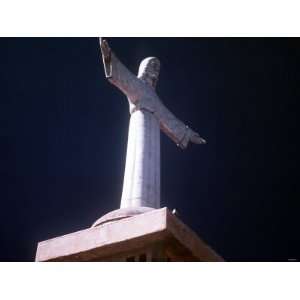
{"left": 99, "top": 38, "right": 142, "bottom": 101}
{"left": 154, "top": 100, "right": 206, "bottom": 149}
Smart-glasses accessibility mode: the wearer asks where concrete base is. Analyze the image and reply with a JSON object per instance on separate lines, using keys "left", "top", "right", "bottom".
{"left": 35, "top": 208, "right": 224, "bottom": 262}
{"left": 91, "top": 206, "right": 155, "bottom": 227}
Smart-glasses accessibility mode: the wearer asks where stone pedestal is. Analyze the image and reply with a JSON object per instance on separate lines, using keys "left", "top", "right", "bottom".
{"left": 35, "top": 208, "right": 223, "bottom": 262}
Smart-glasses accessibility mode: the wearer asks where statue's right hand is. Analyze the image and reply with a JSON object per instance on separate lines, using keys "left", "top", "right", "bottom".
{"left": 99, "top": 38, "right": 111, "bottom": 60}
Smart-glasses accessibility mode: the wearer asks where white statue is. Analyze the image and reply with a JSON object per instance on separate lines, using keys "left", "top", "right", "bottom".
{"left": 100, "top": 38, "right": 206, "bottom": 149}
{"left": 99, "top": 38, "right": 206, "bottom": 210}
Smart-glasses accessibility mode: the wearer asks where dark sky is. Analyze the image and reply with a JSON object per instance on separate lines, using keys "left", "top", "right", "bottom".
{"left": 0, "top": 38, "right": 298, "bottom": 262}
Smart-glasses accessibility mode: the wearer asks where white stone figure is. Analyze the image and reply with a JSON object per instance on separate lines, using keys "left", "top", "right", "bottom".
{"left": 99, "top": 38, "right": 206, "bottom": 210}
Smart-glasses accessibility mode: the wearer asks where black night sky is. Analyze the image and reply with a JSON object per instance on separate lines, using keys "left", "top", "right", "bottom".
{"left": 0, "top": 38, "right": 298, "bottom": 262}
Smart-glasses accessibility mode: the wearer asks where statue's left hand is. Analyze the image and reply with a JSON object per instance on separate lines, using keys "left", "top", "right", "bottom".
{"left": 190, "top": 131, "right": 206, "bottom": 145}
{"left": 179, "top": 127, "right": 206, "bottom": 149}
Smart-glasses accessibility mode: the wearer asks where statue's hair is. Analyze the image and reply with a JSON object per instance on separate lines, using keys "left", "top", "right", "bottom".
{"left": 138, "top": 57, "right": 160, "bottom": 82}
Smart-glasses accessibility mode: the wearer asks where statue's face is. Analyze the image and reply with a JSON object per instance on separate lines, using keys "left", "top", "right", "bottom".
{"left": 138, "top": 57, "right": 160, "bottom": 88}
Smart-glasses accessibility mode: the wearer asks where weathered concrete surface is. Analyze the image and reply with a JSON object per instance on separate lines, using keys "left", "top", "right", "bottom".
{"left": 92, "top": 206, "right": 154, "bottom": 227}
{"left": 121, "top": 110, "right": 161, "bottom": 209}
{"left": 36, "top": 208, "right": 224, "bottom": 262}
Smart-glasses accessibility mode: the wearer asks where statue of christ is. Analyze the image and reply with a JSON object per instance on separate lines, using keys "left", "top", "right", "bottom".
{"left": 99, "top": 38, "right": 206, "bottom": 210}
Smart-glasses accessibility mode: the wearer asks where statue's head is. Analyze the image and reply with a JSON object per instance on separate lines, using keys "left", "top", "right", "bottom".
{"left": 138, "top": 57, "right": 160, "bottom": 88}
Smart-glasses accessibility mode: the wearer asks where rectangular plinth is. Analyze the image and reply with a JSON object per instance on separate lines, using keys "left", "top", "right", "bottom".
{"left": 36, "top": 207, "right": 223, "bottom": 262}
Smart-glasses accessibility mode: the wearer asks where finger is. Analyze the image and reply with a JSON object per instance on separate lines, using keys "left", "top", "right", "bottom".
{"left": 99, "top": 38, "right": 109, "bottom": 50}
{"left": 199, "top": 137, "right": 207, "bottom": 144}
{"left": 103, "top": 39, "right": 109, "bottom": 48}
{"left": 191, "top": 134, "right": 206, "bottom": 144}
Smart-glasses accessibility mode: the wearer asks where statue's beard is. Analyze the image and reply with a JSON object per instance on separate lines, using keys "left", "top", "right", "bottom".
{"left": 140, "top": 73, "right": 159, "bottom": 88}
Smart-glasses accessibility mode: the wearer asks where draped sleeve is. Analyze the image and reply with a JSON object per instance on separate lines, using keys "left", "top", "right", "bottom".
{"left": 102, "top": 52, "right": 143, "bottom": 103}
{"left": 154, "top": 100, "right": 189, "bottom": 148}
